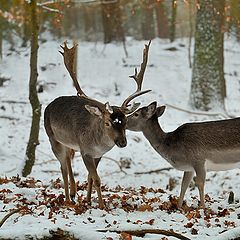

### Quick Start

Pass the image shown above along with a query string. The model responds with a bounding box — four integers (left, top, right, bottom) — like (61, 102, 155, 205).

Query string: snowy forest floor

(1, 36, 240, 240)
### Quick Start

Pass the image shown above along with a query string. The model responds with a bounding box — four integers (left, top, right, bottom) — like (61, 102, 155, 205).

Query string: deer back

(127, 102, 240, 169)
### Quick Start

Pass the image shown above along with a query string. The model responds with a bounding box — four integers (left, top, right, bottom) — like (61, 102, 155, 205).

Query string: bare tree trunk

(101, 0, 125, 44)
(188, 0, 194, 68)
(21, 1, 31, 47)
(155, 0, 169, 39)
(83, 5, 96, 41)
(22, 0, 41, 177)
(0, 30, 2, 59)
(190, 0, 225, 111)
(170, 0, 177, 42)
(141, 0, 155, 40)
(219, 1, 226, 98)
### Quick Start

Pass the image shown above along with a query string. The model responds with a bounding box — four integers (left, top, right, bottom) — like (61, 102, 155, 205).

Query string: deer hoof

(70, 195, 76, 204)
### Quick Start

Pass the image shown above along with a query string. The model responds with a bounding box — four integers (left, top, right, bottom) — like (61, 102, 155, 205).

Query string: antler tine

(121, 40, 151, 113)
(129, 40, 151, 91)
(59, 41, 86, 97)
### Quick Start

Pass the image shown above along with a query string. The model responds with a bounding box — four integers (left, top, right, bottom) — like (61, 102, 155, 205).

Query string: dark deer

(44, 41, 151, 208)
(127, 101, 240, 208)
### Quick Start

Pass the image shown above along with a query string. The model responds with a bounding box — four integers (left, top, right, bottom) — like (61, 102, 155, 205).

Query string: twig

(122, 39, 128, 58)
(0, 208, 21, 228)
(40, 0, 58, 5)
(165, 103, 234, 118)
(38, 4, 62, 13)
(0, 115, 19, 121)
(135, 167, 173, 175)
(97, 229, 190, 240)
(37, 149, 53, 156)
(34, 159, 57, 166)
(2, 100, 28, 104)
(102, 156, 127, 175)
(42, 170, 60, 173)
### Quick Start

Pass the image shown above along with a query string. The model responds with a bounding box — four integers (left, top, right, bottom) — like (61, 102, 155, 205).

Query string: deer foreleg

(86, 158, 101, 205)
(178, 171, 194, 207)
(83, 155, 104, 209)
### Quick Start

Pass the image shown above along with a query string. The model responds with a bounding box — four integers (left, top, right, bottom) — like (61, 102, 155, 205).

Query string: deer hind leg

(195, 165, 206, 208)
(67, 149, 76, 203)
(83, 155, 104, 209)
(50, 139, 72, 203)
(178, 171, 194, 208)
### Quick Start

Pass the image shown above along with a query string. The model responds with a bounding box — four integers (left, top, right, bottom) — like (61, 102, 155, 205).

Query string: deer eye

(105, 121, 111, 127)
(134, 112, 139, 117)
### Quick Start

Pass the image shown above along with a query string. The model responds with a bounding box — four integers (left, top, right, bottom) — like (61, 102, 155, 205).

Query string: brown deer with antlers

(44, 41, 151, 208)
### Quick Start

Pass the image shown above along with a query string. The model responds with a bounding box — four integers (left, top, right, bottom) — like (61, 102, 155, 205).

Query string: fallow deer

(44, 41, 151, 208)
(127, 101, 240, 208)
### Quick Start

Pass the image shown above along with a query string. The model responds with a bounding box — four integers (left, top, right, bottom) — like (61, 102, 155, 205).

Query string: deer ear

(105, 102, 113, 114)
(142, 101, 157, 118)
(85, 105, 102, 117)
(156, 106, 166, 118)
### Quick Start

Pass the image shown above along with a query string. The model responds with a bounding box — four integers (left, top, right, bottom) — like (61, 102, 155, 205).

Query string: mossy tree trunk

(190, 0, 226, 111)
(22, 0, 41, 177)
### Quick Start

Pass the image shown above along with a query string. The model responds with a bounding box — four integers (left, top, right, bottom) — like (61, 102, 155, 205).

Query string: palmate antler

(121, 40, 152, 114)
(59, 40, 151, 114)
(59, 41, 86, 97)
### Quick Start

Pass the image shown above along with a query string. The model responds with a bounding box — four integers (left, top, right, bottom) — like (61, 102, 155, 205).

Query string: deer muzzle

(115, 137, 127, 148)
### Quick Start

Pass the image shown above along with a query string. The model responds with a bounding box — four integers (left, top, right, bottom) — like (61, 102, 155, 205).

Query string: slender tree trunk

(101, 0, 125, 44)
(188, 0, 193, 68)
(155, 0, 169, 39)
(21, 1, 31, 47)
(170, 0, 177, 42)
(219, 2, 226, 98)
(190, 0, 226, 111)
(0, 30, 2, 59)
(83, 5, 96, 41)
(141, 0, 155, 40)
(22, 0, 41, 177)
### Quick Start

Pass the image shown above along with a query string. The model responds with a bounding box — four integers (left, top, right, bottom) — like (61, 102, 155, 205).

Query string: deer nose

(115, 138, 127, 148)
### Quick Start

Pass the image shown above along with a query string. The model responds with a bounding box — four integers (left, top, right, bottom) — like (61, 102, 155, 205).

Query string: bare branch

(165, 103, 233, 118)
(0, 115, 19, 121)
(37, 4, 63, 14)
(102, 156, 127, 175)
(0, 208, 21, 228)
(97, 229, 190, 240)
(135, 167, 173, 175)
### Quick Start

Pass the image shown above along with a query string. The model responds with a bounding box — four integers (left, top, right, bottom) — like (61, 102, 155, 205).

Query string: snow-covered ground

(0, 35, 240, 239)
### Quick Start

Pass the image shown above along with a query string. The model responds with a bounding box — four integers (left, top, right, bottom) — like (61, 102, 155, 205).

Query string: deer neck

(142, 118, 166, 151)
